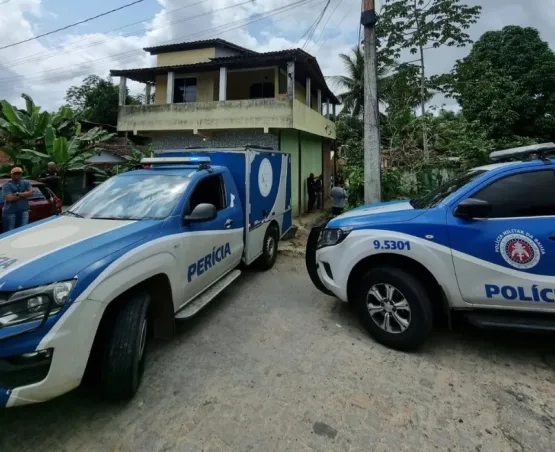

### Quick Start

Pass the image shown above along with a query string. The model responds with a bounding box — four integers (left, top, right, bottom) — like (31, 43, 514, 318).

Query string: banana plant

(0, 94, 53, 177)
(21, 125, 114, 201)
(0, 94, 51, 147)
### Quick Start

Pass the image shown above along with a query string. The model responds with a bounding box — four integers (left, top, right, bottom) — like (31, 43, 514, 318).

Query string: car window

(188, 175, 226, 212)
(411, 169, 487, 209)
(37, 186, 52, 200)
(30, 187, 46, 201)
(473, 170, 555, 218)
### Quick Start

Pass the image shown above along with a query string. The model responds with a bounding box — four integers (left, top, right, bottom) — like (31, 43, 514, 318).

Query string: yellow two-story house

(110, 38, 339, 216)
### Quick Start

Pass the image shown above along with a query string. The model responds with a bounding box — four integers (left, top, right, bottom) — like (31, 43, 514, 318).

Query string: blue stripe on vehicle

(0, 388, 11, 408)
(0, 220, 162, 291)
(0, 215, 60, 241)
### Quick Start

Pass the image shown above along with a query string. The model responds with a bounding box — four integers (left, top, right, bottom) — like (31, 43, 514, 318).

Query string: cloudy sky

(0, 0, 553, 111)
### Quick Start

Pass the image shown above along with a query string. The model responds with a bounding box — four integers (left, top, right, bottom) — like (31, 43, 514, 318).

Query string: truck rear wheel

(256, 224, 279, 270)
(356, 266, 433, 351)
(101, 292, 150, 401)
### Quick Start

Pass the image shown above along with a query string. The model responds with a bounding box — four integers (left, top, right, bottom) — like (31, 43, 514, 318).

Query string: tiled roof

(111, 48, 339, 104)
(100, 137, 147, 157)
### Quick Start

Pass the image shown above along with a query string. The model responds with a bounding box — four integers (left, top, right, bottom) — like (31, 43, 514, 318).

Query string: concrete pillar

(326, 98, 330, 118)
(166, 72, 175, 104)
(219, 67, 227, 101)
(306, 77, 311, 107)
(332, 103, 336, 117)
(287, 61, 295, 99)
(317, 89, 322, 114)
(274, 67, 279, 97)
(118, 77, 127, 106)
(145, 84, 151, 105)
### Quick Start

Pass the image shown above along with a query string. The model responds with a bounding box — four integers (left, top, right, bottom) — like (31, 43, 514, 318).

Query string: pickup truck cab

(0, 147, 291, 407)
(307, 143, 555, 350)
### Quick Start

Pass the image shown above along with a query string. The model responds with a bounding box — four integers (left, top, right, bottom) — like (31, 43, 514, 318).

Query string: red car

(0, 179, 62, 231)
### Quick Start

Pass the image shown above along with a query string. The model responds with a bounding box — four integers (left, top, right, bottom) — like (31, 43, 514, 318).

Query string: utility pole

(361, 0, 381, 204)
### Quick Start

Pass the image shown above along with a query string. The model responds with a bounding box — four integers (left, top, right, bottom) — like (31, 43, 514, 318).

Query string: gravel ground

(1, 255, 554, 452)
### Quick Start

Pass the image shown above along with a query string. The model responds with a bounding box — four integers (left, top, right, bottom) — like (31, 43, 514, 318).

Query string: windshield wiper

(90, 216, 140, 221)
(62, 210, 84, 218)
(409, 198, 423, 209)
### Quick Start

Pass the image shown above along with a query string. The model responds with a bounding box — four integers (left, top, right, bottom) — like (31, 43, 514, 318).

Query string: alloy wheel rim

(366, 283, 411, 334)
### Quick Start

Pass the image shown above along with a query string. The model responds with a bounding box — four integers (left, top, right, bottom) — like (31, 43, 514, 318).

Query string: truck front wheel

(356, 266, 433, 351)
(101, 292, 150, 401)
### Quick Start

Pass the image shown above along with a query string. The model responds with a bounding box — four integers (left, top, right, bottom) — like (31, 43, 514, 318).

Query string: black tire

(256, 224, 279, 270)
(356, 266, 433, 351)
(101, 292, 150, 401)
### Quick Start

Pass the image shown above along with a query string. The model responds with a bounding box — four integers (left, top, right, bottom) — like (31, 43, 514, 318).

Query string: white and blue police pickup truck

(0, 146, 291, 407)
(307, 143, 555, 351)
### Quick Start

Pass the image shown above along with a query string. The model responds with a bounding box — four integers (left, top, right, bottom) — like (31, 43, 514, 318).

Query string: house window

(174, 77, 197, 103)
(250, 82, 275, 99)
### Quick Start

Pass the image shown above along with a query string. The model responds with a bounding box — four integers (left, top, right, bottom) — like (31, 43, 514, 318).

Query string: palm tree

(329, 46, 389, 118)
(329, 46, 365, 117)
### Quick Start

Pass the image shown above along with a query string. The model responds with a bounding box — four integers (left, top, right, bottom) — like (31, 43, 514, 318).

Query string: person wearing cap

(2, 167, 33, 232)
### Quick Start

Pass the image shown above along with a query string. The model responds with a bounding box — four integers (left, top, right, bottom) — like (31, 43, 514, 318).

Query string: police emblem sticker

(495, 229, 545, 270)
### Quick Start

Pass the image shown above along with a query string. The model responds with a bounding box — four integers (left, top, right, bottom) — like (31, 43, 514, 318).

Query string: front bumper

(0, 299, 105, 408)
(305, 220, 334, 297)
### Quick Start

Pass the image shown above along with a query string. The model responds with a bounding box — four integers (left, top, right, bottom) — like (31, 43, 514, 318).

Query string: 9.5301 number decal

(373, 240, 411, 251)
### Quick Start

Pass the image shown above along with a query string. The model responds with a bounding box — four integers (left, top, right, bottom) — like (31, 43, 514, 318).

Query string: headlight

(0, 280, 76, 329)
(317, 227, 353, 249)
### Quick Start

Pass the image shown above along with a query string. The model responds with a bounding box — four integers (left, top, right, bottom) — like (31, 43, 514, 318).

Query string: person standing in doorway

(314, 174, 323, 210)
(330, 180, 347, 217)
(307, 173, 316, 212)
(2, 167, 33, 232)
(39, 162, 60, 196)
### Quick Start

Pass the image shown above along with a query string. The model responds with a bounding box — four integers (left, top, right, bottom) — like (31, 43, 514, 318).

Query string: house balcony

(117, 98, 336, 140)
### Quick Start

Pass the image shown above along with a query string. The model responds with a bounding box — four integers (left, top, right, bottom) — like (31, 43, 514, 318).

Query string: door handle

(224, 219, 233, 229)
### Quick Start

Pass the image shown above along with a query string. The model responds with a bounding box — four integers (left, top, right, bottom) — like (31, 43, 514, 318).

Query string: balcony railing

(117, 98, 336, 139)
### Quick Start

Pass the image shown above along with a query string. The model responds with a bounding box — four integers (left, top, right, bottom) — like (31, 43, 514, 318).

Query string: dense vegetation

(332, 3, 555, 206)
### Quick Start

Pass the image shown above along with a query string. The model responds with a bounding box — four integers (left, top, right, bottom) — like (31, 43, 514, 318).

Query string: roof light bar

(490, 142, 555, 162)
(140, 156, 211, 165)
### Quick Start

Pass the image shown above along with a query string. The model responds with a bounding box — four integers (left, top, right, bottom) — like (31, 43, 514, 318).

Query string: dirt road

(1, 256, 554, 451)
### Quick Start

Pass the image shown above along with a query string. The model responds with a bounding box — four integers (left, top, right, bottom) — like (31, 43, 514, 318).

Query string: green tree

(436, 26, 555, 142)
(22, 125, 114, 201)
(0, 93, 114, 200)
(329, 46, 391, 117)
(65, 75, 143, 126)
(329, 46, 366, 117)
(377, 0, 482, 155)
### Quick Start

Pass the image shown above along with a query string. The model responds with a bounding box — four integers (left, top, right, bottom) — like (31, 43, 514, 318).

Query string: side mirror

(454, 198, 492, 220)
(184, 203, 217, 223)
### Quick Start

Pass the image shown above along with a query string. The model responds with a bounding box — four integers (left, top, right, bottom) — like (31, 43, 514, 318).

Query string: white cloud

(0, 0, 553, 113)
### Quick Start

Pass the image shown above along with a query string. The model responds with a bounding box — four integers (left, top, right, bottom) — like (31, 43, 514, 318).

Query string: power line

(3, 0, 212, 69)
(0, 0, 145, 51)
(0, 0, 319, 87)
(306, 0, 344, 51)
(312, 5, 351, 53)
(294, 0, 330, 49)
(0, 0, 259, 83)
(357, 0, 362, 46)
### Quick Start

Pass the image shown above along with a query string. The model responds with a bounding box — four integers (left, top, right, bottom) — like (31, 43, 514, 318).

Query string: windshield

(67, 174, 191, 220)
(411, 169, 487, 209)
